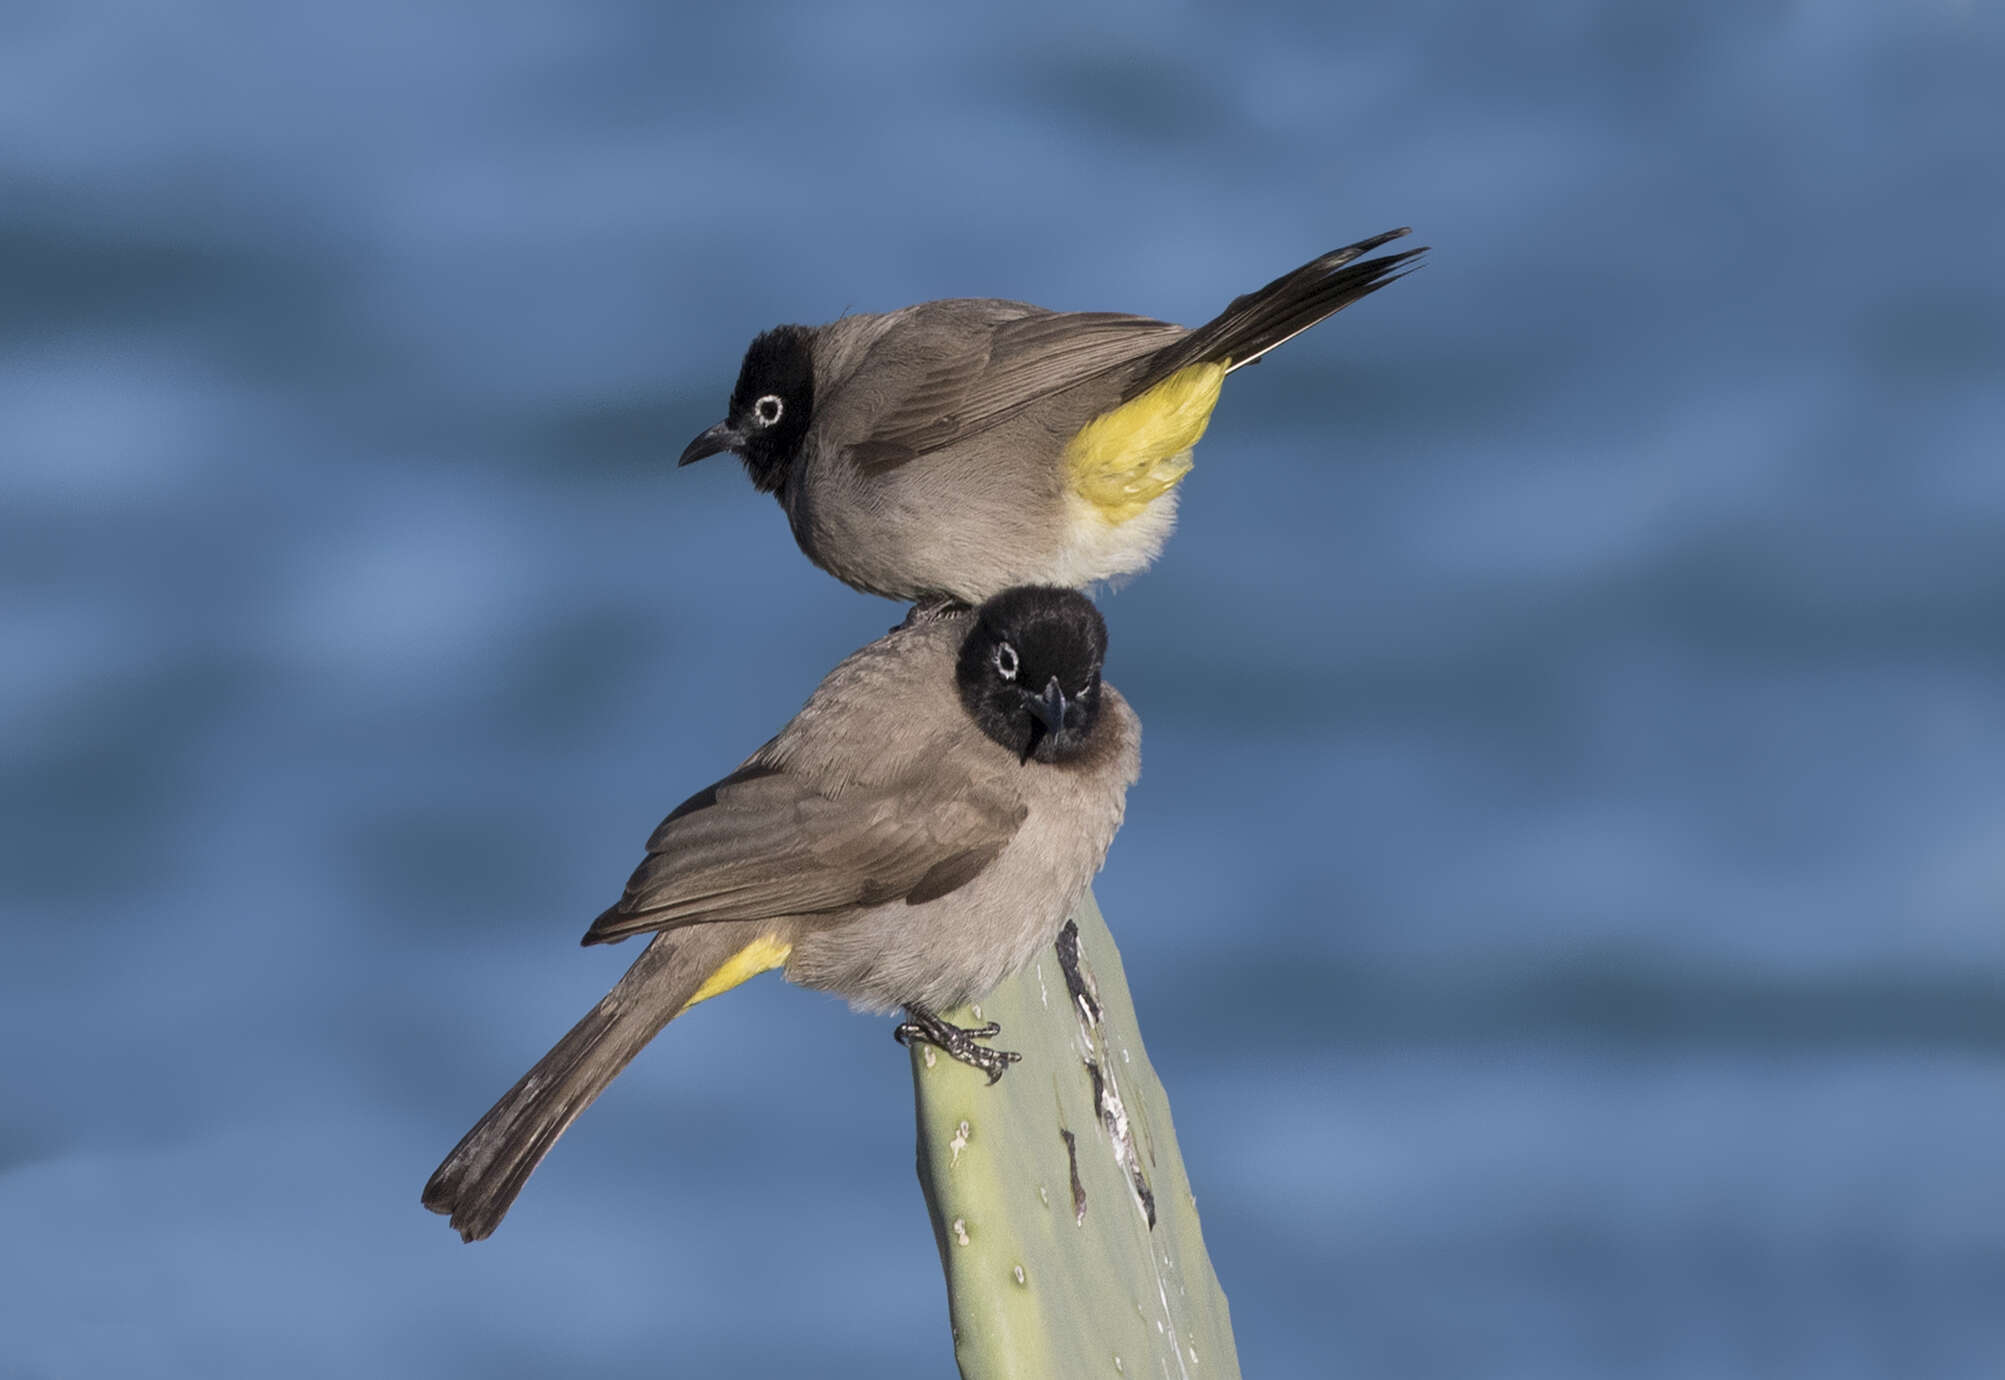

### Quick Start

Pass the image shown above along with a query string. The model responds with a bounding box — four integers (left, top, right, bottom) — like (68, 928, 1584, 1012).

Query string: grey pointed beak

(678, 420, 742, 467)
(1027, 675, 1069, 735)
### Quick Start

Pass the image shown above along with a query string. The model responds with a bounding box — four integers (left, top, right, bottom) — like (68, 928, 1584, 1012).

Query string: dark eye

(752, 394, 784, 426)
(993, 642, 1018, 681)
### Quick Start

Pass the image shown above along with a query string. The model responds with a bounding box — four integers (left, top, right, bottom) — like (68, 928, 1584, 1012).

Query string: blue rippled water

(4, 3, 2001, 1376)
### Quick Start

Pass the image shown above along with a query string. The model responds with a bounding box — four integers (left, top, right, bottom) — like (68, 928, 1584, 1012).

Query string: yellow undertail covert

(681, 935, 793, 1012)
(1062, 361, 1226, 524)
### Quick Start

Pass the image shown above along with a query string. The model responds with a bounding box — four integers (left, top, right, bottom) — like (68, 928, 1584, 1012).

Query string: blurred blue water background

(5, 2, 2003, 1376)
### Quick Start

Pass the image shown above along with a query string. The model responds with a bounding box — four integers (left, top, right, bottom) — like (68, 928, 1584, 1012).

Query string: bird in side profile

(678, 227, 1424, 604)
(422, 586, 1140, 1241)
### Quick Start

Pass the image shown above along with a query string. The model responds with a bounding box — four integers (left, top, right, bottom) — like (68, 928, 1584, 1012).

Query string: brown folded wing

(583, 757, 1026, 944)
(820, 302, 1187, 474)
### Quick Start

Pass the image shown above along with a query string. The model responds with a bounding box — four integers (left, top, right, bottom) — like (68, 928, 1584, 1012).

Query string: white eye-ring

(993, 642, 1018, 681)
(753, 394, 784, 426)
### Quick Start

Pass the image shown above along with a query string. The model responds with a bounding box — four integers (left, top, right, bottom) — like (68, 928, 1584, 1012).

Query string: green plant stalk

(912, 889, 1241, 1379)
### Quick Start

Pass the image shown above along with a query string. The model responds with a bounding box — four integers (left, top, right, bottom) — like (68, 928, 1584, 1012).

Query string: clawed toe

(895, 1006, 1020, 1083)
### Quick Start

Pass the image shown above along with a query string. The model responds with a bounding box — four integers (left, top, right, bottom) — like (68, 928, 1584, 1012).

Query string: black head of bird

(955, 586, 1107, 764)
(677, 323, 815, 494)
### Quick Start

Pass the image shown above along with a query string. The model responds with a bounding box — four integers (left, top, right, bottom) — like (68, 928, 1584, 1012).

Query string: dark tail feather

(421, 924, 759, 1242)
(1123, 227, 1426, 400)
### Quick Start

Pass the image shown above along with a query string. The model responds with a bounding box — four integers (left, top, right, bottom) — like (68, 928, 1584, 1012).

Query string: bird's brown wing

(582, 758, 1025, 945)
(821, 302, 1186, 474)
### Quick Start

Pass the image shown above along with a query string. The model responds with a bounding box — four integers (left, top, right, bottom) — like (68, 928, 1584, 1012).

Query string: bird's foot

(896, 594, 971, 631)
(895, 1005, 1021, 1084)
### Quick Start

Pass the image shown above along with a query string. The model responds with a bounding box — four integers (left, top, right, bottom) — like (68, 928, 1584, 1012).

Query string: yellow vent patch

(681, 935, 793, 1012)
(1063, 362, 1226, 524)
